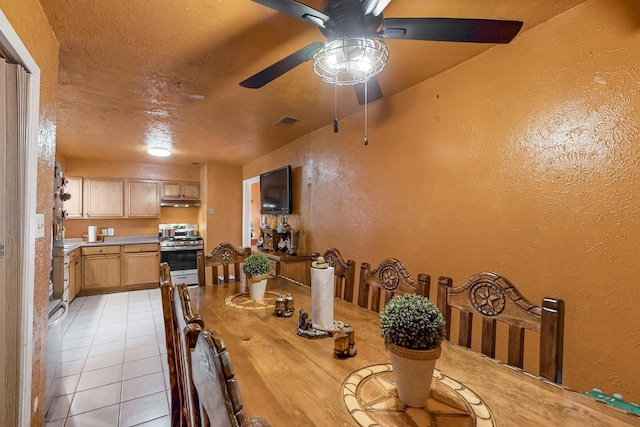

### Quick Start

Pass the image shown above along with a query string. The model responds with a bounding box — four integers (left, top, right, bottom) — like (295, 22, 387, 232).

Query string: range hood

(161, 199, 202, 207)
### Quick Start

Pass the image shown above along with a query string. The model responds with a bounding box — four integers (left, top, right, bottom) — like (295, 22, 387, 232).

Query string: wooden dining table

(187, 277, 640, 427)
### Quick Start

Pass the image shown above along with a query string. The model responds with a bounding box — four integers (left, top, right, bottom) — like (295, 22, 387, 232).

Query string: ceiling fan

(240, 0, 523, 105)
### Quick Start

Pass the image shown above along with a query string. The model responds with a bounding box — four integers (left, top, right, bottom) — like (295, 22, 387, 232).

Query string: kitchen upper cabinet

(64, 177, 83, 218)
(161, 181, 200, 201)
(126, 179, 160, 218)
(85, 178, 124, 218)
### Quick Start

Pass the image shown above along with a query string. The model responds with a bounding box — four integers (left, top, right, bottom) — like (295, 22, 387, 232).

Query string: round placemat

(225, 291, 278, 310)
(343, 364, 495, 427)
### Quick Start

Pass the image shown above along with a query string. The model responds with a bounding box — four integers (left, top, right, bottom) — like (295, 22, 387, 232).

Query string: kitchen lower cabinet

(79, 243, 160, 296)
(68, 248, 80, 302)
(82, 246, 121, 292)
(123, 244, 159, 286)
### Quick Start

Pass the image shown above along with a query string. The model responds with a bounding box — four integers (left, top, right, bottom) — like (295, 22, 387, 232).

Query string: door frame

(242, 175, 259, 248)
(0, 10, 41, 426)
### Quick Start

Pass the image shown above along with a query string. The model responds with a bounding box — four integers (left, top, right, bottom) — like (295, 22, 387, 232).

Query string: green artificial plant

(380, 293, 446, 350)
(242, 253, 271, 277)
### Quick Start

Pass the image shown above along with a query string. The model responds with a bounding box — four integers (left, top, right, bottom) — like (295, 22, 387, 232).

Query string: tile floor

(45, 289, 171, 427)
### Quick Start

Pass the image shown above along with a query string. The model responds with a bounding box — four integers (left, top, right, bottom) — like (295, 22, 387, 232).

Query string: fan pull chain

(333, 83, 339, 133)
(363, 79, 369, 146)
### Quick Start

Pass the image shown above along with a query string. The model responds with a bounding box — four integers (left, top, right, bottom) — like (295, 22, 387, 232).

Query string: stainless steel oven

(159, 224, 204, 286)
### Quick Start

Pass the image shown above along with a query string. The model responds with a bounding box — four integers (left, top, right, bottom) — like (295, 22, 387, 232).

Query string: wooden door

(162, 182, 182, 199)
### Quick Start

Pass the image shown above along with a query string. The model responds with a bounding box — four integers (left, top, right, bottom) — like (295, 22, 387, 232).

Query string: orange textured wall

(244, 0, 640, 402)
(0, 0, 59, 424)
(61, 158, 201, 237)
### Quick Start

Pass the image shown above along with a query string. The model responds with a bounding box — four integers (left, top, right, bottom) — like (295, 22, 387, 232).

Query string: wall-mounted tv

(260, 165, 292, 215)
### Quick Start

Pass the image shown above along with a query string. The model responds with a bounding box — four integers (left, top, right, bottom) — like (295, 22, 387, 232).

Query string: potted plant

(242, 253, 271, 300)
(380, 293, 446, 408)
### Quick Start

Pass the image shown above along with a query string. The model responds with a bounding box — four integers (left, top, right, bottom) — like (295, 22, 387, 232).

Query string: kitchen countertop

(57, 235, 160, 254)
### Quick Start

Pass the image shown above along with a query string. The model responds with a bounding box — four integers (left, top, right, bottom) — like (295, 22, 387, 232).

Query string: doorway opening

(242, 176, 260, 248)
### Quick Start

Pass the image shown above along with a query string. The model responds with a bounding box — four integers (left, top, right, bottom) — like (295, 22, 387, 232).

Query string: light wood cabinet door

(86, 178, 124, 218)
(69, 249, 80, 302)
(82, 255, 121, 290)
(126, 180, 160, 217)
(82, 246, 121, 290)
(161, 181, 200, 200)
(123, 251, 159, 286)
(64, 177, 83, 218)
(161, 182, 182, 199)
(182, 182, 200, 199)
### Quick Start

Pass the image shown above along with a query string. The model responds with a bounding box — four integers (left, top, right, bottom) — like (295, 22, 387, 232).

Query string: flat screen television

(260, 165, 292, 215)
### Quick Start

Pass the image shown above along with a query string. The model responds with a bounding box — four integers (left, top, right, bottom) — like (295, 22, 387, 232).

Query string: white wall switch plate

(107, 228, 114, 236)
(102, 228, 108, 235)
(209, 208, 215, 215)
(35, 214, 45, 238)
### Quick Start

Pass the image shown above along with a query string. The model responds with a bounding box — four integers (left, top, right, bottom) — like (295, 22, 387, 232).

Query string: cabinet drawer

(82, 246, 120, 256)
(123, 244, 159, 253)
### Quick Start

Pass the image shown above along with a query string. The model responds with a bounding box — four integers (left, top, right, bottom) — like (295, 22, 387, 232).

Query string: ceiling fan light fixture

(313, 37, 388, 86)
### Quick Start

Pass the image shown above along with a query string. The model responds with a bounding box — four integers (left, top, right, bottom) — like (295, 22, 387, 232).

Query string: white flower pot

(247, 276, 268, 301)
(387, 342, 442, 408)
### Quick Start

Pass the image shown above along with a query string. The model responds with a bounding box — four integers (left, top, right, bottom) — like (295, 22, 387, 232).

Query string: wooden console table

(252, 248, 312, 286)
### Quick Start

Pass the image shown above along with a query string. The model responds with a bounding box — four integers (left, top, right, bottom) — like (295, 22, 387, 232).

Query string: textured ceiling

(39, 0, 585, 166)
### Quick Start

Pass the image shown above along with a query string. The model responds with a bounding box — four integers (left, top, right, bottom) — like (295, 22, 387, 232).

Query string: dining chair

(205, 242, 252, 286)
(321, 247, 356, 303)
(160, 261, 172, 286)
(357, 258, 430, 312)
(191, 329, 271, 427)
(160, 265, 205, 427)
(437, 272, 565, 383)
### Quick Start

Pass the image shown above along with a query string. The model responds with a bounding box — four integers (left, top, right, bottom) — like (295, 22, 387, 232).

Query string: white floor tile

(88, 340, 126, 358)
(84, 350, 125, 372)
(64, 403, 120, 427)
(53, 289, 171, 426)
(69, 382, 121, 416)
(122, 371, 166, 402)
(123, 355, 163, 380)
(77, 364, 123, 391)
(120, 391, 169, 427)
(135, 414, 171, 426)
(45, 393, 72, 421)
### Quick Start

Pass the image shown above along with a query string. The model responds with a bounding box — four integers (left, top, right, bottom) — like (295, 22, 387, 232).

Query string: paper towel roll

(88, 226, 97, 243)
(311, 266, 334, 329)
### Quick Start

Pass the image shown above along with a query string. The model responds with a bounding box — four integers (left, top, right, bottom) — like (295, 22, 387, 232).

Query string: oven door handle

(159, 246, 204, 252)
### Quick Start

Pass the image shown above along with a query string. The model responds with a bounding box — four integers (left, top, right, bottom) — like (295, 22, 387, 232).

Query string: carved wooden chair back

(160, 261, 172, 286)
(161, 266, 205, 426)
(205, 243, 252, 285)
(321, 248, 356, 303)
(357, 258, 430, 312)
(437, 272, 565, 383)
(191, 329, 271, 427)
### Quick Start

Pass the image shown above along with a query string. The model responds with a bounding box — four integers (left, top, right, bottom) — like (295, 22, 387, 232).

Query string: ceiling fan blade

(240, 42, 325, 88)
(251, 0, 330, 27)
(381, 17, 523, 43)
(354, 77, 383, 105)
